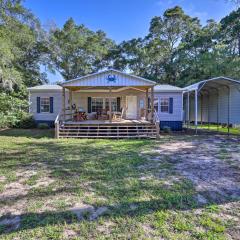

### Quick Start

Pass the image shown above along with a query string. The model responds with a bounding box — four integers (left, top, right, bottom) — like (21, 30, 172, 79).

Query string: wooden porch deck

(56, 118, 158, 139)
(64, 119, 151, 125)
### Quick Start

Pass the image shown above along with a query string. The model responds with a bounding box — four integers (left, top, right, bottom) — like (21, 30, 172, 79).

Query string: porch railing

(54, 113, 61, 139)
(55, 110, 74, 138)
(153, 109, 160, 139)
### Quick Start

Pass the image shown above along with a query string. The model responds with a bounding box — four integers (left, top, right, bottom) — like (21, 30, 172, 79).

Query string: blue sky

(24, 0, 236, 82)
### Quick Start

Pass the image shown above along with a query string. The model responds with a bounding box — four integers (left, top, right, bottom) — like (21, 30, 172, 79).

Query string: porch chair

(113, 108, 125, 121)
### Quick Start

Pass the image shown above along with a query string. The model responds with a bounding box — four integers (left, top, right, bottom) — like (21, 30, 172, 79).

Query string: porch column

(62, 87, 66, 121)
(151, 86, 154, 122)
(69, 89, 73, 120)
(194, 89, 198, 133)
(109, 88, 112, 123)
(145, 88, 148, 120)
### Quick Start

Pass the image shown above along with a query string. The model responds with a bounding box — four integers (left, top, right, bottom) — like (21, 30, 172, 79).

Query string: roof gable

(62, 69, 156, 87)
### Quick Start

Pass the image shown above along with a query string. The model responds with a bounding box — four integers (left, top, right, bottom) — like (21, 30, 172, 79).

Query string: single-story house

(183, 76, 240, 132)
(28, 69, 184, 138)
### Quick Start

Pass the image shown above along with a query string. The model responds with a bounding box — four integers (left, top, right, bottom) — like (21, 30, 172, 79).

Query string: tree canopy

(48, 18, 115, 80)
(0, 1, 239, 90)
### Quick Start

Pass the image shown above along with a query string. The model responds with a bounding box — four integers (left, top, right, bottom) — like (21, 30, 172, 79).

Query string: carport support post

(187, 92, 190, 129)
(207, 94, 210, 130)
(62, 87, 66, 121)
(200, 94, 203, 126)
(194, 89, 198, 134)
(217, 89, 219, 132)
(227, 86, 230, 136)
(151, 86, 154, 123)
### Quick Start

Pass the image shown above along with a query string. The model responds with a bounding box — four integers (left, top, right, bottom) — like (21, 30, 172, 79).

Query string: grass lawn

(0, 129, 239, 239)
(188, 124, 240, 135)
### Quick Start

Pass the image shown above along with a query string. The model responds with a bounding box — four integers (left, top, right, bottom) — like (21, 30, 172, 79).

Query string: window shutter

(148, 97, 150, 112)
(169, 97, 173, 114)
(117, 97, 121, 112)
(37, 97, 40, 113)
(88, 97, 92, 113)
(50, 97, 54, 113)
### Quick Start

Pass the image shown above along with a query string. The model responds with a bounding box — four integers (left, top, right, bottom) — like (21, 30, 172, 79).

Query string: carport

(183, 77, 240, 134)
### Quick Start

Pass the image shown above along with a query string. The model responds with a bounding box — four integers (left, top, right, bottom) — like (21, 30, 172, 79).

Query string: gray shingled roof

(28, 85, 62, 91)
(154, 84, 183, 92)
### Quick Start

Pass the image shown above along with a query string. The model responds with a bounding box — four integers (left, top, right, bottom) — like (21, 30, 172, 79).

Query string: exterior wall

(29, 90, 68, 124)
(187, 86, 240, 125)
(229, 86, 240, 124)
(29, 88, 184, 128)
(154, 92, 183, 121)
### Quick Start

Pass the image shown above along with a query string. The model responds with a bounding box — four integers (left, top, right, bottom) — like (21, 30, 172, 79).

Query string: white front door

(126, 96, 137, 119)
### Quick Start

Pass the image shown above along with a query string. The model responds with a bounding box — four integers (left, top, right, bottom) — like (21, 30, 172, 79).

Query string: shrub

(37, 123, 50, 129)
(16, 115, 36, 129)
(0, 92, 29, 128)
(162, 126, 172, 133)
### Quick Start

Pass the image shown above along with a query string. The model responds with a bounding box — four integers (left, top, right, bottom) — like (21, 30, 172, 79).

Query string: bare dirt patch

(70, 202, 109, 221)
(142, 135, 240, 204)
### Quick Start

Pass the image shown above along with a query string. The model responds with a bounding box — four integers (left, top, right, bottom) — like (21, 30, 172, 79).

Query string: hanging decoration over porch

(107, 74, 116, 83)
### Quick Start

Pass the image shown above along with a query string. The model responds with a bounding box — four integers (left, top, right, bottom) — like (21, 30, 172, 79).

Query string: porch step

(58, 123, 158, 139)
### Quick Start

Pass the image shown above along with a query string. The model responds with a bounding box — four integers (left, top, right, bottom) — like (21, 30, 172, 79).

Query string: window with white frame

(160, 98, 169, 113)
(40, 97, 50, 113)
(91, 98, 103, 112)
(105, 98, 117, 111)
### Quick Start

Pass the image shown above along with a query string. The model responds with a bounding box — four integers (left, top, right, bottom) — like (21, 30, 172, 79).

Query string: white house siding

(188, 86, 240, 124)
(29, 88, 184, 124)
(154, 92, 183, 121)
(63, 71, 155, 87)
(29, 90, 67, 121)
(229, 86, 240, 124)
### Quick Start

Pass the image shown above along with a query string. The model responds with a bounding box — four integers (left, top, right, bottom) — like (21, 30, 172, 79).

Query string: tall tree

(49, 18, 115, 80)
(220, 8, 240, 56)
(0, 0, 48, 92)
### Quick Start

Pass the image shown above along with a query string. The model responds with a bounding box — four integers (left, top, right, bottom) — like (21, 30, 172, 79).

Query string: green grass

(0, 129, 237, 239)
(189, 124, 240, 135)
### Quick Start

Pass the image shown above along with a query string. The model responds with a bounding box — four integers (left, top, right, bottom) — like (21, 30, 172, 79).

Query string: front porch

(55, 69, 159, 138)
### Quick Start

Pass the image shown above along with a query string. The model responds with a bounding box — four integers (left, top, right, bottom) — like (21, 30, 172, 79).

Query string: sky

(23, 0, 237, 82)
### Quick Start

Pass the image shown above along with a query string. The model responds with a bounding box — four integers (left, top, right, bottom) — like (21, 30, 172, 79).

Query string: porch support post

(194, 89, 198, 134)
(145, 88, 148, 121)
(151, 86, 154, 123)
(62, 87, 66, 121)
(109, 88, 112, 123)
(69, 89, 73, 120)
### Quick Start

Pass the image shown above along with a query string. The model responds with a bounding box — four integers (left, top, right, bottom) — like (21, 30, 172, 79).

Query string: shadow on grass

(0, 128, 54, 139)
(0, 132, 239, 236)
(0, 189, 238, 236)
